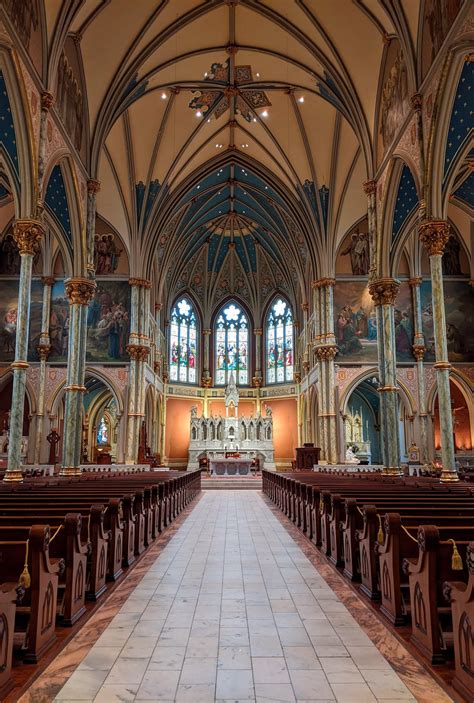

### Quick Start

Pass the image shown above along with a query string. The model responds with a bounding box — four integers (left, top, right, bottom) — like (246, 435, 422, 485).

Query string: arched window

(169, 297, 198, 384)
(215, 301, 250, 386)
(266, 297, 294, 384)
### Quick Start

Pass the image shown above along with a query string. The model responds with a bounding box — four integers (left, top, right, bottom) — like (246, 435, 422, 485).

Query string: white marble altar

(187, 373, 275, 470)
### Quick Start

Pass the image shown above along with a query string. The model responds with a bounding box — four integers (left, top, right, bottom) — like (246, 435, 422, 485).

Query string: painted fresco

(421, 279, 474, 362)
(378, 40, 409, 158)
(0, 279, 43, 362)
(421, 0, 463, 79)
(49, 280, 131, 362)
(334, 280, 413, 363)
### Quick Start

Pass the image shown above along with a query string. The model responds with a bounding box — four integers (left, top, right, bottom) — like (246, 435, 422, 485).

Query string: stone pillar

(253, 328, 263, 386)
(409, 276, 429, 465)
(369, 278, 402, 477)
(4, 221, 44, 482)
(59, 278, 96, 476)
(363, 180, 377, 280)
(419, 220, 458, 482)
(313, 279, 337, 463)
(125, 278, 151, 463)
(86, 180, 100, 275)
(202, 328, 212, 388)
(38, 92, 54, 195)
(34, 275, 54, 463)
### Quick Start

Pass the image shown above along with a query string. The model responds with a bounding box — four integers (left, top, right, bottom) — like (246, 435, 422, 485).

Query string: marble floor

(50, 491, 450, 703)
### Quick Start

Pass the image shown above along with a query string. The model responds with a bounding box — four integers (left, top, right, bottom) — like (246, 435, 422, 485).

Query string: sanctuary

(187, 373, 275, 472)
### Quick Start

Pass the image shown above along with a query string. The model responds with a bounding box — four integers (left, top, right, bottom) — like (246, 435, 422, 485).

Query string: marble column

(409, 276, 429, 465)
(419, 220, 458, 482)
(38, 92, 54, 195)
(4, 221, 44, 482)
(253, 328, 263, 387)
(369, 278, 402, 477)
(363, 179, 377, 280)
(202, 328, 212, 388)
(60, 278, 96, 476)
(34, 275, 54, 463)
(86, 180, 100, 276)
(313, 279, 337, 463)
(125, 278, 151, 463)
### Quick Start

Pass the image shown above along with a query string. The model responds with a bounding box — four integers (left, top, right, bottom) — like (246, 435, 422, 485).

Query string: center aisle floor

(53, 491, 444, 703)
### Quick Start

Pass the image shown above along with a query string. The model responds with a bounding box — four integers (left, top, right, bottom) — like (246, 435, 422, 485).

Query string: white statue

(345, 446, 360, 464)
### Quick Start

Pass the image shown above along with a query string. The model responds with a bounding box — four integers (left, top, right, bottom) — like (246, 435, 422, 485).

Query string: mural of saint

(379, 46, 408, 149)
(424, 0, 462, 67)
(421, 280, 474, 362)
(3, 0, 39, 49)
(340, 229, 370, 275)
(0, 280, 42, 361)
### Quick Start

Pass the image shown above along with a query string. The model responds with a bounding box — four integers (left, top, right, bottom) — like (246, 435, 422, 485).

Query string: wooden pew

(0, 581, 23, 699)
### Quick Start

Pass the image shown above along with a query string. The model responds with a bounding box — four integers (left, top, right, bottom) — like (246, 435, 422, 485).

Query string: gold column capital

(201, 376, 212, 388)
(412, 344, 425, 361)
(126, 344, 150, 361)
(418, 220, 450, 256)
(315, 344, 338, 361)
(13, 219, 44, 255)
(203, 328, 212, 335)
(408, 276, 423, 287)
(252, 376, 263, 388)
(87, 179, 101, 194)
(41, 276, 55, 286)
(129, 277, 152, 289)
(37, 344, 51, 361)
(65, 277, 97, 305)
(311, 278, 336, 289)
(368, 277, 400, 306)
(254, 328, 263, 336)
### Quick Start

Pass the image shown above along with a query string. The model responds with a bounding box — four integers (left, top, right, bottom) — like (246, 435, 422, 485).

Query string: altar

(187, 373, 275, 471)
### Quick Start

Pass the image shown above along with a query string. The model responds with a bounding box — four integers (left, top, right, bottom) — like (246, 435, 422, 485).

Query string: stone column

(313, 279, 337, 463)
(125, 278, 151, 463)
(409, 276, 429, 465)
(86, 180, 100, 275)
(60, 278, 96, 476)
(253, 328, 263, 386)
(363, 180, 377, 280)
(202, 328, 212, 388)
(369, 278, 402, 476)
(419, 220, 458, 482)
(4, 221, 44, 482)
(34, 275, 54, 463)
(38, 92, 54, 195)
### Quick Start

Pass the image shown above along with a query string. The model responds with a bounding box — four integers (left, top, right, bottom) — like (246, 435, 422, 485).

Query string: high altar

(187, 373, 276, 473)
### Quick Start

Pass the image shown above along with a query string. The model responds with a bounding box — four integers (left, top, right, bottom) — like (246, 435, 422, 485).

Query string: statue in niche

(94, 234, 123, 274)
(442, 235, 461, 275)
(340, 229, 370, 275)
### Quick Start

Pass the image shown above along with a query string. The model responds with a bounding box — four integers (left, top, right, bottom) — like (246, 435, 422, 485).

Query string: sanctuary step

(202, 475, 262, 490)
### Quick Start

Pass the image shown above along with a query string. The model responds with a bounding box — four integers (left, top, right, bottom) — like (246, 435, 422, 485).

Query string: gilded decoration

(418, 220, 450, 257)
(13, 220, 44, 255)
(126, 344, 150, 361)
(65, 278, 97, 306)
(315, 345, 338, 361)
(363, 180, 377, 196)
(36, 344, 51, 361)
(412, 344, 426, 362)
(368, 278, 400, 307)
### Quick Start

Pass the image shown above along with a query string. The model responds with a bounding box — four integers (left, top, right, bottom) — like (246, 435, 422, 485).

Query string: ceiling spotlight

(196, 110, 202, 117)
(253, 117, 257, 123)
(197, 185, 200, 189)
(256, 72, 260, 77)
(261, 110, 268, 118)
(204, 72, 208, 77)
(207, 118, 211, 123)
(161, 92, 167, 99)
(298, 96, 305, 103)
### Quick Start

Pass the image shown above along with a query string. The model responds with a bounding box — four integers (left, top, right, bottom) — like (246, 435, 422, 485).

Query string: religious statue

(265, 405, 272, 418)
(47, 429, 60, 465)
(190, 406, 198, 419)
(340, 229, 370, 275)
(345, 446, 360, 464)
(94, 233, 123, 274)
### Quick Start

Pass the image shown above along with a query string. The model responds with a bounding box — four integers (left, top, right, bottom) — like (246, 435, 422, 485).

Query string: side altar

(187, 373, 276, 472)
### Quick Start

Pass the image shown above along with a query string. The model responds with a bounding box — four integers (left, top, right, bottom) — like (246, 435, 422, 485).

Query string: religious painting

(339, 229, 370, 275)
(266, 298, 294, 384)
(215, 302, 249, 386)
(420, 279, 474, 362)
(3, 0, 40, 48)
(169, 298, 198, 384)
(378, 40, 409, 156)
(49, 280, 131, 362)
(93, 233, 124, 274)
(421, 0, 463, 79)
(442, 234, 462, 275)
(0, 279, 43, 362)
(56, 46, 84, 153)
(334, 281, 413, 363)
(0, 231, 42, 275)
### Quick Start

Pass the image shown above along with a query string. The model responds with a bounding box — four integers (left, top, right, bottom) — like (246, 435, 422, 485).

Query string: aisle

(52, 491, 447, 703)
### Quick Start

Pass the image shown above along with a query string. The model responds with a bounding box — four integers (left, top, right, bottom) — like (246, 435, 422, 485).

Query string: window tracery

(215, 302, 249, 385)
(169, 297, 198, 384)
(266, 297, 293, 384)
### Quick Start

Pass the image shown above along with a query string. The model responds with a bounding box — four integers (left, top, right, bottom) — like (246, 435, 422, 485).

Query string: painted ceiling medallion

(188, 61, 271, 122)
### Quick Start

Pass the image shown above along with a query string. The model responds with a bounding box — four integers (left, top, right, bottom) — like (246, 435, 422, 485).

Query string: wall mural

(334, 280, 413, 363)
(421, 0, 463, 79)
(93, 234, 124, 274)
(0, 279, 43, 362)
(421, 279, 474, 362)
(378, 40, 409, 155)
(339, 228, 370, 275)
(49, 280, 131, 362)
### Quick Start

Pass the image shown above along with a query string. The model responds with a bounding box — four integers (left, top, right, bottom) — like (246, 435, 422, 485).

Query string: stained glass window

(215, 302, 249, 385)
(97, 416, 109, 445)
(169, 298, 198, 384)
(266, 297, 294, 384)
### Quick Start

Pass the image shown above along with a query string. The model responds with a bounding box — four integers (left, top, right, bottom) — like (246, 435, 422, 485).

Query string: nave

(23, 491, 450, 703)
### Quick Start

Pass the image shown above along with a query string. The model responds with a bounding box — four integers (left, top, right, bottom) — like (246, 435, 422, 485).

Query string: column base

(439, 467, 460, 483)
(2, 469, 24, 483)
(382, 467, 403, 477)
(59, 466, 82, 477)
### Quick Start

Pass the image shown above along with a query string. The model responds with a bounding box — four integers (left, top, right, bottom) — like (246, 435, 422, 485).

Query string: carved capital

(254, 328, 263, 336)
(252, 376, 263, 388)
(129, 277, 152, 289)
(408, 276, 423, 288)
(154, 302, 162, 312)
(37, 344, 51, 361)
(41, 91, 54, 110)
(363, 179, 377, 196)
(410, 92, 422, 111)
(368, 277, 400, 306)
(418, 219, 450, 256)
(315, 345, 338, 361)
(126, 344, 150, 361)
(41, 276, 55, 286)
(65, 277, 97, 306)
(87, 179, 100, 195)
(201, 376, 212, 388)
(412, 344, 425, 361)
(311, 278, 335, 289)
(13, 219, 44, 255)
(203, 328, 212, 336)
